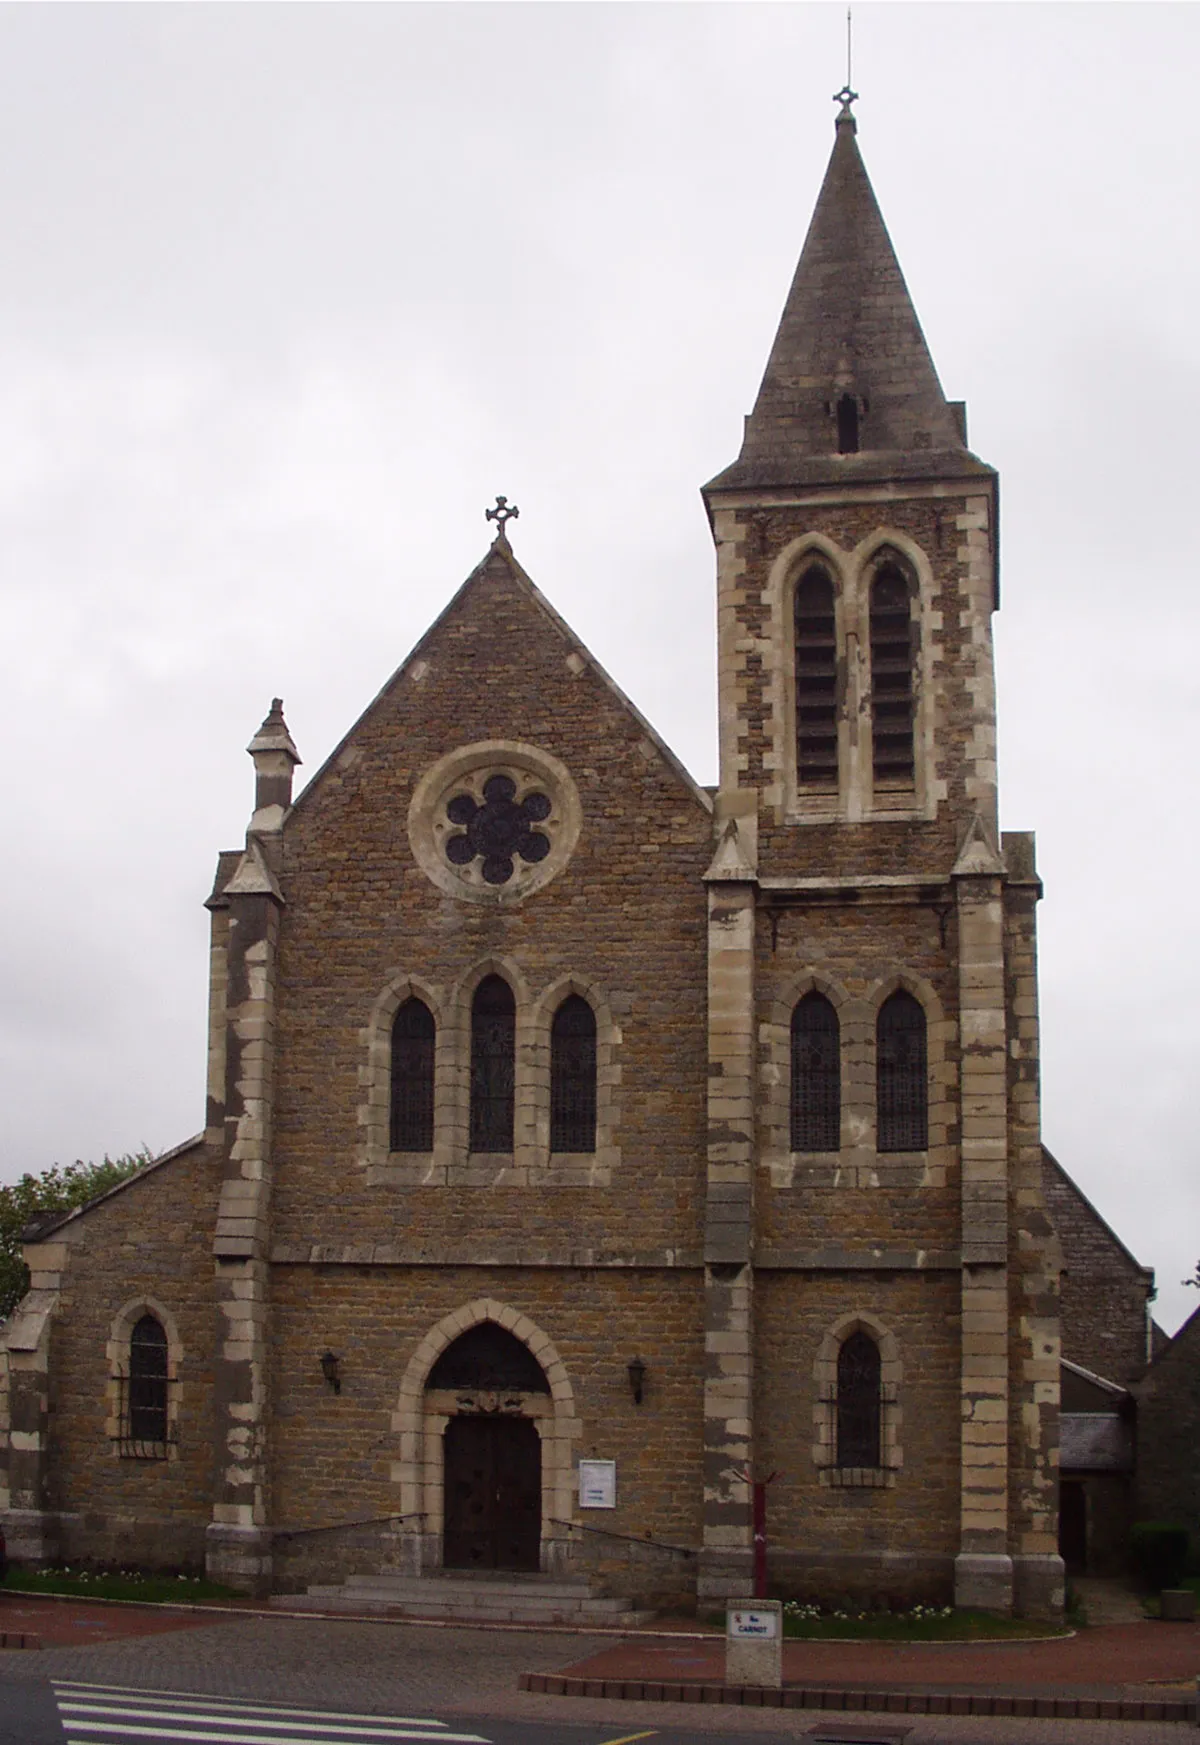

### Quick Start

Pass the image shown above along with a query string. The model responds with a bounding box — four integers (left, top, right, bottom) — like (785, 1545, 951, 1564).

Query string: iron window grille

(794, 566, 839, 788)
(112, 1313, 176, 1460)
(550, 995, 597, 1153)
(790, 991, 840, 1151)
(469, 975, 516, 1152)
(390, 996, 435, 1152)
(876, 989, 928, 1151)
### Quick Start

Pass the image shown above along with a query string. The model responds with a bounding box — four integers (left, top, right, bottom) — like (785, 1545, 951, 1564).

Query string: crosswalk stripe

(52, 1686, 491, 1745)
(63, 1729, 486, 1745)
(53, 1685, 464, 1727)
(59, 1704, 484, 1740)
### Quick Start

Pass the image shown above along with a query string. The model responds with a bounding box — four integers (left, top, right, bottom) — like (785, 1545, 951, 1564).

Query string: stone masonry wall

(34, 1142, 222, 1570)
(268, 551, 713, 1263)
(714, 488, 999, 876)
(757, 1269, 961, 1602)
(755, 901, 960, 1255)
(1134, 1308, 1200, 1536)
(1043, 1152, 1152, 1387)
(268, 1262, 705, 1597)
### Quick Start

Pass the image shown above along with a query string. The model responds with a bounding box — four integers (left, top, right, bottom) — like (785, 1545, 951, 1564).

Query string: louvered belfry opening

(794, 564, 839, 788)
(128, 1314, 169, 1446)
(390, 996, 435, 1152)
(876, 989, 928, 1151)
(550, 994, 596, 1153)
(836, 393, 860, 454)
(470, 975, 516, 1152)
(837, 1329, 882, 1468)
(869, 560, 916, 785)
(790, 991, 840, 1151)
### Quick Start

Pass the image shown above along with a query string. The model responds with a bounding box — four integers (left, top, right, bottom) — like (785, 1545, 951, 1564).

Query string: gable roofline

(20, 1133, 206, 1244)
(1043, 1144, 1155, 1284)
(285, 535, 714, 824)
(1061, 1356, 1131, 1400)
(1141, 1300, 1200, 1371)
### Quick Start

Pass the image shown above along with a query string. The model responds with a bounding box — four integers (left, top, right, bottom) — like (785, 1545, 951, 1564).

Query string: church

(1, 97, 1067, 1620)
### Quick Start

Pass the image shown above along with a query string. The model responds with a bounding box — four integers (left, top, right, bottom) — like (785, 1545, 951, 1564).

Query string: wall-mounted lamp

(627, 1355, 646, 1406)
(320, 1351, 342, 1395)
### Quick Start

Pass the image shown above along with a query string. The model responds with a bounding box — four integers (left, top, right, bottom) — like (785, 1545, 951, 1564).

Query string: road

(0, 1611, 1191, 1745)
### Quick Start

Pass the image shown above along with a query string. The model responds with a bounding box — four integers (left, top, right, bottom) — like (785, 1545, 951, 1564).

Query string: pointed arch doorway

(427, 1321, 550, 1573)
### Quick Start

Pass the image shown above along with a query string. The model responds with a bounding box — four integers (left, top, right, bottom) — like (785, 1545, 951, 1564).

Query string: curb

(0, 1630, 42, 1650)
(518, 1672, 1199, 1724)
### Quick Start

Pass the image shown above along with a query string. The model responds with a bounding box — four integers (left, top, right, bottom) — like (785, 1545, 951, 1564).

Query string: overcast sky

(1, 3, 1196, 1334)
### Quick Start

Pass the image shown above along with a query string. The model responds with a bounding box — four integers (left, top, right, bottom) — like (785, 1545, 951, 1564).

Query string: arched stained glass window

(876, 989, 928, 1151)
(790, 992, 840, 1151)
(794, 565, 839, 788)
(390, 997, 435, 1152)
(129, 1313, 169, 1447)
(427, 1322, 550, 1394)
(550, 995, 596, 1154)
(837, 1329, 882, 1468)
(869, 562, 916, 785)
(470, 976, 515, 1152)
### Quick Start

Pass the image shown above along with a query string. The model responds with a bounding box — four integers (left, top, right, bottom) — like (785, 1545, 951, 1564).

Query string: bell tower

(696, 97, 1062, 1616)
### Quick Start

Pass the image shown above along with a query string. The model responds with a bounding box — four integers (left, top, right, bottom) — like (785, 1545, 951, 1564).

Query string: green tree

(0, 1153, 149, 1320)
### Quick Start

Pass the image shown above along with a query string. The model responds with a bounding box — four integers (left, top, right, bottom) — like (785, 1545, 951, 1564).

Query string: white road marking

(59, 1704, 482, 1739)
(53, 1685, 462, 1726)
(52, 1685, 491, 1745)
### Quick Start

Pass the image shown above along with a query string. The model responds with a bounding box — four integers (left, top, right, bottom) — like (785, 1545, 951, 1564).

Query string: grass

(780, 1604, 1070, 1642)
(2, 1567, 238, 1605)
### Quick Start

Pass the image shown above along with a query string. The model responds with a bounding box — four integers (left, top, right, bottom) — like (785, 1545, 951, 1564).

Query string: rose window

(444, 774, 552, 886)
(409, 742, 581, 904)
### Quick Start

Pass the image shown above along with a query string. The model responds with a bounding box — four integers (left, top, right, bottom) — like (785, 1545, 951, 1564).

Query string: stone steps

(274, 1570, 655, 1627)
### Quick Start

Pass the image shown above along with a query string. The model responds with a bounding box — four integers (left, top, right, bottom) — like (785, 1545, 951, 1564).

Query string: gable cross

(485, 495, 519, 538)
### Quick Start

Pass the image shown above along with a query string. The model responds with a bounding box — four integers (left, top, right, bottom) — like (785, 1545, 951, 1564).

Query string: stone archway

(391, 1299, 581, 1575)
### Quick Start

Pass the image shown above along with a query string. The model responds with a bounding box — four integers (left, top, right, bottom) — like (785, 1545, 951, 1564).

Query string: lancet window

(794, 564, 839, 788)
(390, 997, 435, 1152)
(550, 994, 596, 1154)
(790, 992, 840, 1151)
(128, 1313, 169, 1449)
(470, 976, 516, 1152)
(869, 560, 917, 785)
(876, 990, 928, 1151)
(836, 1329, 882, 1468)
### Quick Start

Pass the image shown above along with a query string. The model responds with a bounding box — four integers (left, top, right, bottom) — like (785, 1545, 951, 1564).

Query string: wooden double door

(443, 1415, 542, 1571)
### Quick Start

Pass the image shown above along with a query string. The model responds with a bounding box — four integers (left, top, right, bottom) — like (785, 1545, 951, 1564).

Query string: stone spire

(707, 107, 986, 492)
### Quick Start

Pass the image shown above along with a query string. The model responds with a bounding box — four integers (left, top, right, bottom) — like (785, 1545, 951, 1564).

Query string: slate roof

(707, 109, 992, 494)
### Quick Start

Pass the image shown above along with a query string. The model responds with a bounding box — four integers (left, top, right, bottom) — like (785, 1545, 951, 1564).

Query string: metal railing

(549, 1518, 695, 1560)
(273, 1512, 424, 1543)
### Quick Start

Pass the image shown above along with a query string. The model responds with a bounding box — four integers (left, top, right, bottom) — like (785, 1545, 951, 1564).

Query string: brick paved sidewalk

(519, 1619, 1200, 1724)
(0, 1592, 218, 1650)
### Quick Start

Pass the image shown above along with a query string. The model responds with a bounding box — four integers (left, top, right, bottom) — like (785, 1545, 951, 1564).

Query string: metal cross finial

(485, 495, 519, 539)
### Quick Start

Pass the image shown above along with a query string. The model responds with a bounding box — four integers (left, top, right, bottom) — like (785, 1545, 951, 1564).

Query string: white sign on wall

(578, 1458, 617, 1509)
(727, 1608, 779, 1640)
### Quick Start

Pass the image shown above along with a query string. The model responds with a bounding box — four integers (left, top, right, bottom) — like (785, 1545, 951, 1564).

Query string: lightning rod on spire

(833, 7, 858, 123)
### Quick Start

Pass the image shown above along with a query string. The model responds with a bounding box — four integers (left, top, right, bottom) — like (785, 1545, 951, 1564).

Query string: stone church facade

(1, 104, 1065, 1617)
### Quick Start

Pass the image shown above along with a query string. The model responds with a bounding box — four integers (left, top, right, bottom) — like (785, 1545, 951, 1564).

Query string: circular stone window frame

(408, 740, 583, 905)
